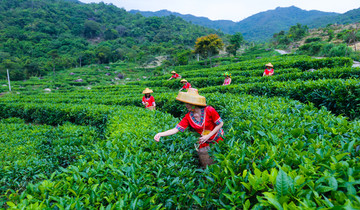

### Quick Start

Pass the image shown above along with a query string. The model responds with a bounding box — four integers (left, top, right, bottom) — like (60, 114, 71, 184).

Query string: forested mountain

(130, 9, 236, 35)
(307, 8, 360, 28)
(131, 6, 339, 41)
(0, 0, 222, 80)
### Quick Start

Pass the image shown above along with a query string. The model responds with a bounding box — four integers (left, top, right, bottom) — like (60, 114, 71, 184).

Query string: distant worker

(223, 72, 232, 85)
(263, 63, 274, 76)
(142, 88, 156, 110)
(168, 71, 182, 80)
(179, 79, 191, 91)
(154, 88, 224, 168)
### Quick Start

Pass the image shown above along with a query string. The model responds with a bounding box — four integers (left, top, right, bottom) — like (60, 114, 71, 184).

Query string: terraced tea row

(2, 93, 359, 208)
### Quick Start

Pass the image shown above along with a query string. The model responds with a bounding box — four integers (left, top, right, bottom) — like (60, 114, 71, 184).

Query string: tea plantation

(0, 55, 359, 209)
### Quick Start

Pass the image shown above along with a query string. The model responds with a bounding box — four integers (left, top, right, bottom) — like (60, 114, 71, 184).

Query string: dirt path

(353, 61, 360, 67)
(275, 49, 290, 55)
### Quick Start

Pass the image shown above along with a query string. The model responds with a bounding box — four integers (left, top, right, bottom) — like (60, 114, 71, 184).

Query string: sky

(78, 0, 360, 22)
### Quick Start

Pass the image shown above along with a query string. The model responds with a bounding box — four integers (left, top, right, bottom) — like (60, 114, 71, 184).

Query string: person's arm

(142, 97, 146, 105)
(152, 102, 156, 107)
(168, 77, 172, 81)
(228, 78, 232, 85)
(154, 128, 179, 142)
(199, 121, 223, 143)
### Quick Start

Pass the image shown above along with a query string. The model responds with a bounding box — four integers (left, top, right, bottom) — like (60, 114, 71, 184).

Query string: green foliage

(272, 23, 308, 46)
(0, 0, 223, 80)
(305, 37, 322, 43)
(194, 34, 224, 66)
(201, 77, 360, 120)
(226, 32, 244, 56)
(0, 121, 97, 195)
(1, 51, 360, 209)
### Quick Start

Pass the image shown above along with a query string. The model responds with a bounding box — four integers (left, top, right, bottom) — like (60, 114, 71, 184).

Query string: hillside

(0, 0, 223, 80)
(308, 8, 360, 28)
(271, 22, 360, 61)
(1, 53, 359, 208)
(130, 6, 338, 41)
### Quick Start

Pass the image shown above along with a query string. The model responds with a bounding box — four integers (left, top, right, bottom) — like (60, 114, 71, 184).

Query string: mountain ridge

(130, 6, 346, 41)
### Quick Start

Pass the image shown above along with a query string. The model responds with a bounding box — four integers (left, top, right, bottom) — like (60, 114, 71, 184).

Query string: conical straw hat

(142, 88, 153, 94)
(171, 71, 176, 74)
(180, 79, 187, 83)
(176, 88, 206, 106)
(265, 63, 273, 67)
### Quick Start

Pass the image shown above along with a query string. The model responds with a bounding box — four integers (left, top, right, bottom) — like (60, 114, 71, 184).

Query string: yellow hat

(171, 71, 176, 74)
(265, 63, 273, 67)
(142, 88, 153, 94)
(180, 79, 187, 83)
(176, 88, 206, 106)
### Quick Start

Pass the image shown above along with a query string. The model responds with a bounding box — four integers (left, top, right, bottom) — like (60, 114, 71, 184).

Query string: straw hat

(180, 79, 187, 83)
(176, 88, 206, 106)
(265, 63, 273, 67)
(171, 71, 176, 74)
(142, 88, 153, 94)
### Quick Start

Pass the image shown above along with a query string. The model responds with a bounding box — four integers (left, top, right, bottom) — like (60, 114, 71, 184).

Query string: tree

(227, 32, 244, 56)
(84, 20, 101, 39)
(47, 49, 58, 76)
(194, 34, 224, 67)
(288, 23, 308, 41)
(104, 29, 119, 40)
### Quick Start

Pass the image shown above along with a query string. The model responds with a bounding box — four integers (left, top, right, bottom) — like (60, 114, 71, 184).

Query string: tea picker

(263, 63, 274, 76)
(168, 71, 182, 80)
(142, 88, 156, 111)
(154, 88, 224, 168)
(223, 72, 232, 86)
(179, 79, 192, 92)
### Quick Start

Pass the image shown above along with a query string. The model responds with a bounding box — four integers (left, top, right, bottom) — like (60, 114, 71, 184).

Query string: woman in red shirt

(263, 63, 274, 76)
(142, 88, 156, 110)
(154, 88, 224, 168)
(168, 71, 181, 80)
(179, 79, 191, 91)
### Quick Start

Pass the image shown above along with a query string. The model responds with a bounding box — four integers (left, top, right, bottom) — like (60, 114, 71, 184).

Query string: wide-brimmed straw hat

(142, 88, 153, 94)
(265, 63, 273, 67)
(176, 88, 206, 106)
(180, 79, 187, 83)
(171, 71, 176, 74)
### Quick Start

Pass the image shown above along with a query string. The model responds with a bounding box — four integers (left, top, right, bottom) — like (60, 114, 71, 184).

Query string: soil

(143, 56, 167, 68)
(275, 49, 290, 55)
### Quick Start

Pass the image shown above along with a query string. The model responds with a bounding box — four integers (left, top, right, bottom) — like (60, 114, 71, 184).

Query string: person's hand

(154, 133, 162, 142)
(198, 135, 211, 144)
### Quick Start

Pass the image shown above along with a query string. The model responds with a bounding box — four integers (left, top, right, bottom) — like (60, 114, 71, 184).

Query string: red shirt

(264, 68, 274, 75)
(171, 73, 180, 79)
(176, 106, 224, 142)
(182, 82, 191, 90)
(142, 96, 155, 108)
